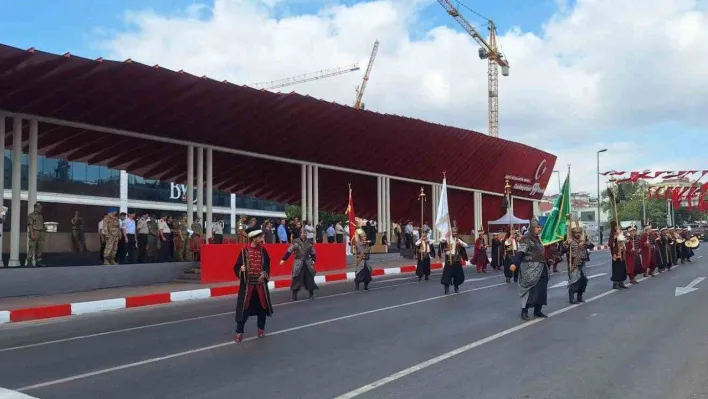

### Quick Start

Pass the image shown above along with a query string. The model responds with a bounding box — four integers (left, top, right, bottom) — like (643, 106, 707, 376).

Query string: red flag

(345, 185, 356, 242)
(664, 187, 673, 200)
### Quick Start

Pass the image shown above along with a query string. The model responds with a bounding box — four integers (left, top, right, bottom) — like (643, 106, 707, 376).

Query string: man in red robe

(473, 228, 489, 273)
(233, 226, 274, 342)
(640, 226, 654, 277)
(625, 226, 640, 284)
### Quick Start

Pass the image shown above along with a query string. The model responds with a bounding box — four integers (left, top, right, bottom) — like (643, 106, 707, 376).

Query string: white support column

(307, 165, 313, 223)
(206, 148, 213, 241)
(300, 164, 306, 221)
(187, 145, 194, 225)
(0, 114, 5, 261)
(196, 147, 204, 224)
(230, 194, 237, 234)
(313, 166, 319, 228)
(384, 177, 391, 242)
(377, 176, 382, 224)
(8, 116, 22, 267)
(474, 191, 483, 233)
(27, 120, 38, 211)
(119, 170, 128, 214)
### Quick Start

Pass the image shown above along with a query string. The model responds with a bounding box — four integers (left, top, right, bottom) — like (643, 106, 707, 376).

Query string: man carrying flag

(435, 174, 468, 294)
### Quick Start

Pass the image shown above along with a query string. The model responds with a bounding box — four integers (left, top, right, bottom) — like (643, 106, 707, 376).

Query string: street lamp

(597, 149, 608, 243)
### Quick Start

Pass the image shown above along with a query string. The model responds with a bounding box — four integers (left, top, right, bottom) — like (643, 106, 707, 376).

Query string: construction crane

(353, 40, 380, 110)
(437, 0, 510, 138)
(250, 64, 360, 90)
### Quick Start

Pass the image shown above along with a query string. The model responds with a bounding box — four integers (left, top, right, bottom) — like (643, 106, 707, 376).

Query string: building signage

(505, 159, 548, 197)
(169, 182, 197, 203)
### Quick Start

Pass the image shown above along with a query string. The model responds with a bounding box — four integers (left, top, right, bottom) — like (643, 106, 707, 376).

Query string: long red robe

(473, 236, 489, 272)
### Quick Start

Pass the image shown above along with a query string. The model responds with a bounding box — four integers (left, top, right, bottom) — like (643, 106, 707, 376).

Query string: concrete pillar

(300, 164, 306, 221)
(196, 147, 204, 225)
(0, 114, 5, 262)
(313, 166, 319, 228)
(230, 194, 236, 234)
(307, 165, 313, 223)
(187, 145, 194, 225)
(385, 177, 391, 242)
(8, 116, 22, 267)
(119, 170, 128, 214)
(377, 176, 382, 225)
(474, 191, 483, 233)
(27, 120, 38, 211)
(206, 148, 213, 241)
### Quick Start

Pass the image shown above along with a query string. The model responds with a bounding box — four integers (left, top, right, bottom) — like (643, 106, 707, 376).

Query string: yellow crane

(437, 0, 510, 137)
(250, 64, 360, 90)
(354, 40, 380, 110)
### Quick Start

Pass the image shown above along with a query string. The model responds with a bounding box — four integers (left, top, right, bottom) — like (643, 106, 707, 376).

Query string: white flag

(435, 177, 451, 240)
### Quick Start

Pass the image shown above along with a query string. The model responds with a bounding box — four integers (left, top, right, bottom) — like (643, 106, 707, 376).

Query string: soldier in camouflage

(181, 214, 191, 261)
(102, 208, 121, 265)
(190, 216, 203, 261)
(147, 214, 159, 262)
(172, 215, 184, 262)
(27, 202, 46, 266)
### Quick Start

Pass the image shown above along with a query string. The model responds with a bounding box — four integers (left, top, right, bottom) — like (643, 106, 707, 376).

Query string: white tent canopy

(488, 210, 530, 227)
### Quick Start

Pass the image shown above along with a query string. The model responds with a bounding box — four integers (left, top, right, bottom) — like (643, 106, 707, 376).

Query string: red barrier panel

(200, 243, 347, 284)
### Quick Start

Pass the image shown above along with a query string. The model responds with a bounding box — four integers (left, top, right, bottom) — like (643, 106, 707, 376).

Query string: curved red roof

(0, 43, 556, 219)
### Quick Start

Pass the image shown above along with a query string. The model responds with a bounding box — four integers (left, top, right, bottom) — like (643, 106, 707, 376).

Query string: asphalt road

(1, 247, 707, 399)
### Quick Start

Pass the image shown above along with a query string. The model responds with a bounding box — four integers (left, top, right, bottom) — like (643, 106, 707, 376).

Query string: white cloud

(100, 0, 708, 196)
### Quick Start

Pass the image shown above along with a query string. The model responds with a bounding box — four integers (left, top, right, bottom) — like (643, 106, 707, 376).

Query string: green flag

(541, 173, 570, 245)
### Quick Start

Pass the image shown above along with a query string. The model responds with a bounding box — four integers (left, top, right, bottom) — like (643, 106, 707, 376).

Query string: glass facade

(127, 174, 285, 212)
(4, 151, 120, 197)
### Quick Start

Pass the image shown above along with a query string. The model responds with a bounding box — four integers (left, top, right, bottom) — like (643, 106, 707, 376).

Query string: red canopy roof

(0, 43, 556, 219)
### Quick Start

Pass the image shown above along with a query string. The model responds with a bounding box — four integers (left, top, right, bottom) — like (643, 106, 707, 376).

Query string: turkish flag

(345, 186, 356, 242)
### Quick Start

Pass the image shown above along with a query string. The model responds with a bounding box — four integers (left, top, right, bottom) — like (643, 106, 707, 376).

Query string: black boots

(569, 291, 577, 304)
(444, 285, 450, 295)
(291, 290, 298, 301)
(308, 290, 315, 300)
(454, 285, 460, 294)
(576, 293, 584, 303)
(533, 305, 547, 318)
(521, 308, 530, 320)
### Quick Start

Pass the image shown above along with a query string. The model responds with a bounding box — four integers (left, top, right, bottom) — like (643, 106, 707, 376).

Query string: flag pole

(566, 164, 573, 272)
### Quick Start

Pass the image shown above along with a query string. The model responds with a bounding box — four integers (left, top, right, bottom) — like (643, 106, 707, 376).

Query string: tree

(285, 205, 348, 227)
(601, 181, 705, 227)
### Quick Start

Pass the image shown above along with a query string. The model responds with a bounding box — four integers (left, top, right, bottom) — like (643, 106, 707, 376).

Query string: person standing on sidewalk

(281, 229, 318, 301)
(27, 202, 46, 267)
(234, 227, 274, 342)
(102, 208, 121, 265)
(124, 212, 137, 264)
(71, 210, 86, 252)
(137, 213, 149, 262)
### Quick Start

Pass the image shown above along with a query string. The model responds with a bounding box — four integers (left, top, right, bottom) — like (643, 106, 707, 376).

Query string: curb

(1, 249, 610, 325)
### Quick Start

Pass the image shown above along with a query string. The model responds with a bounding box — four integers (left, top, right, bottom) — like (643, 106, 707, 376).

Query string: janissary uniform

(282, 235, 319, 301)
(609, 221, 628, 289)
(439, 229, 468, 295)
(503, 230, 520, 284)
(639, 227, 656, 277)
(511, 219, 549, 320)
(353, 228, 373, 291)
(565, 223, 588, 304)
(490, 233, 503, 271)
(624, 226, 641, 284)
(233, 227, 274, 342)
(473, 228, 489, 273)
(415, 235, 435, 281)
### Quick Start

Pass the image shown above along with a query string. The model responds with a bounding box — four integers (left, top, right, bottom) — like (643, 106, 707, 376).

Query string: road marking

(0, 387, 39, 398)
(548, 273, 607, 289)
(0, 276, 438, 353)
(675, 277, 705, 297)
(334, 285, 623, 399)
(15, 281, 506, 392)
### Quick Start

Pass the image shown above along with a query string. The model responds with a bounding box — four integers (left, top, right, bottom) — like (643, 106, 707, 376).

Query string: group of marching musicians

(229, 220, 700, 341)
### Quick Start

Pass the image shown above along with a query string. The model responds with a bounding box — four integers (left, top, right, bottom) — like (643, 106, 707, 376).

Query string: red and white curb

(0, 249, 610, 325)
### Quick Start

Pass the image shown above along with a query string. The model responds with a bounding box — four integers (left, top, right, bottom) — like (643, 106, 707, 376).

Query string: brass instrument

(685, 236, 700, 248)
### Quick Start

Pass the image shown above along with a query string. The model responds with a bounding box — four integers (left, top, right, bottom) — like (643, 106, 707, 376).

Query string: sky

(1, 0, 707, 196)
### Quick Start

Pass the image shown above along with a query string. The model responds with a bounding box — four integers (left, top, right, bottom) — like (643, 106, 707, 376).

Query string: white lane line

(548, 273, 607, 289)
(0, 387, 40, 398)
(0, 276, 435, 353)
(16, 282, 507, 392)
(334, 285, 625, 399)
